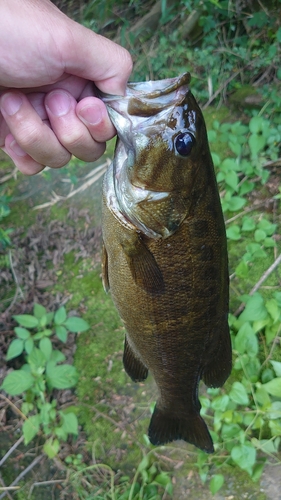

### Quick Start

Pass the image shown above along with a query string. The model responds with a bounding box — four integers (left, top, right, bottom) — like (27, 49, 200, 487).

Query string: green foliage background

(1, 0, 281, 498)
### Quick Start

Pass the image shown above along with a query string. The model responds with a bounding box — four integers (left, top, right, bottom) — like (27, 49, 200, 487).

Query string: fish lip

(98, 73, 191, 120)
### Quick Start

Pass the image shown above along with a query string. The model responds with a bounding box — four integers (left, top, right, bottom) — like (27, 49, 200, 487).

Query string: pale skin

(0, 0, 133, 175)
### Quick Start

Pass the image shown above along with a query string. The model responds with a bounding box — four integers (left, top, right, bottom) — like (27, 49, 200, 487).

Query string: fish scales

(100, 73, 232, 453)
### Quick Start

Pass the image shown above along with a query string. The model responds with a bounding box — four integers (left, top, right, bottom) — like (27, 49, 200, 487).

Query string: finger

(4, 133, 45, 175)
(76, 96, 116, 142)
(63, 23, 133, 95)
(45, 91, 114, 162)
(0, 91, 71, 168)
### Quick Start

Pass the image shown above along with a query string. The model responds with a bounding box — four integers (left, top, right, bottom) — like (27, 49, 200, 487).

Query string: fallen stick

(234, 253, 281, 316)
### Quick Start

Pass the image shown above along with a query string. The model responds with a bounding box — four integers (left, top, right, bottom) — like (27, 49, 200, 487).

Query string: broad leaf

(210, 474, 224, 495)
(6, 339, 24, 360)
(14, 327, 30, 340)
(46, 364, 78, 389)
(229, 381, 249, 406)
(64, 317, 90, 333)
(262, 378, 281, 397)
(54, 306, 67, 325)
(33, 303, 47, 319)
(39, 337, 52, 361)
(23, 415, 40, 444)
(43, 438, 60, 458)
(13, 314, 38, 328)
(231, 443, 256, 475)
(1, 370, 34, 395)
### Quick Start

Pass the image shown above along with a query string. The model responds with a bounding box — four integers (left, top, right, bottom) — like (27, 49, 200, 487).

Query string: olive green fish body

(101, 74, 232, 453)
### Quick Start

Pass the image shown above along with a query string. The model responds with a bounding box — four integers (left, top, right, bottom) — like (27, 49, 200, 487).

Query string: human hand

(0, 0, 132, 175)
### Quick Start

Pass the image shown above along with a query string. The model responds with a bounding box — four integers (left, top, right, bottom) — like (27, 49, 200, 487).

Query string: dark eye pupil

(175, 132, 195, 156)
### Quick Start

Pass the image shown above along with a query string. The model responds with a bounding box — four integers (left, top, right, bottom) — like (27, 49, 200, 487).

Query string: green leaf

(221, 423, 241, 439)
(225, 171, 239, 191)
(43, 438, 60, 459)
(228, 196, 246, 212)
(39, 337, 52, 361)
(27, 347, 46, 369)
(249, 133, 266, 157)
(64, 317, 90, 333)
(50, 350, 66, 363)
(231, 443, 256, 475)
(267, 402, 281, 420)
(249, 116, 264, 134)
(6, 339, 24, 360)
(55, 325, 68, 343)
(25, 337, 34, 354)
(229, 141, 241, 156)
(235, 322, 258, 357)
(211, 395, 229, 412)
(210, 474, 224, 495)
(13, 314, 38, 328)
(54, 306, 67, 325)
(33, 303, 47, 319)
(60, 412, 78, 435)
(23, 415, 40, 444)
(263, 378, 281, 397)
(242, 217, 256, 232)
(270, 361, 281, 377)
(266, 299, 280, 323)
(46, 364, 78, 389)
(1, 370, 34, 395)
(254, 229, 266, 242)
(229, 381, 249, 406)
(14, 327, 30, 340)
(226, 225, 241, 241)
(235, 260, 248, 279)
(239, 293, 268, 322)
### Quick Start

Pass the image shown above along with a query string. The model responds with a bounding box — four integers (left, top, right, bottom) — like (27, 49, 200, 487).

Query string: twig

(0, 394, 27, 421)
(202, 67, 248, 109)
(0, 455, 44, 500)
(4, 250, 24, 314)
(0, 436, 24, 467)
(28, 479, 65, 499)
(234, 254, 281, 316)
(225, 200, 272, 225)
(250, 254, 281, 296)
(32, 160, 109, 210)
(0, 168, 17, 185)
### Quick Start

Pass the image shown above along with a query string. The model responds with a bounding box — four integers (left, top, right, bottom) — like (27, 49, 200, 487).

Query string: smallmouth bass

(101, 73, 232, 453)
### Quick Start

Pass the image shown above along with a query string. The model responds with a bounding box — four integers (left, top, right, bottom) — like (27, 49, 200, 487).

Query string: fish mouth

(99, 72, 191, 121)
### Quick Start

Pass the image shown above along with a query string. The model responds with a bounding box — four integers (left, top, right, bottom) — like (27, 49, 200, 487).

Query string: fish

(100, 73, 232, 454)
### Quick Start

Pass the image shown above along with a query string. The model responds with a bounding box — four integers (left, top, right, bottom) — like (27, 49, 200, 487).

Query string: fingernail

(45, 91, 71, 117)
(1, 93, 23, 116)
(10, 140, 26, 157)
(78, 105, 102, 125)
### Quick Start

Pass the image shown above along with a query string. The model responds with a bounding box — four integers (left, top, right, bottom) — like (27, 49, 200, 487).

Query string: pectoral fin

(101, 243, 110, 292)
(123, 336, 148, 382)
(120, 232, 165, 295)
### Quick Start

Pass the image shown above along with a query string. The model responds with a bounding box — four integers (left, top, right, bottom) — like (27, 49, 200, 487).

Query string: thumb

(63, 21, 133, 95)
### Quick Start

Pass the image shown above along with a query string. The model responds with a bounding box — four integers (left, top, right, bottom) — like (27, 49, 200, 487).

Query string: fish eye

(175, 132, 195, 157)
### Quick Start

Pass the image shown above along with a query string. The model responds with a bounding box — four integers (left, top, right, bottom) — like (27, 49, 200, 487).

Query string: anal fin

(123, 336, 148, 382)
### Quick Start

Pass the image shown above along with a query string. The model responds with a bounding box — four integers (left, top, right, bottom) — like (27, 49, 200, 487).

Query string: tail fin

(148, 404, 214, 454)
